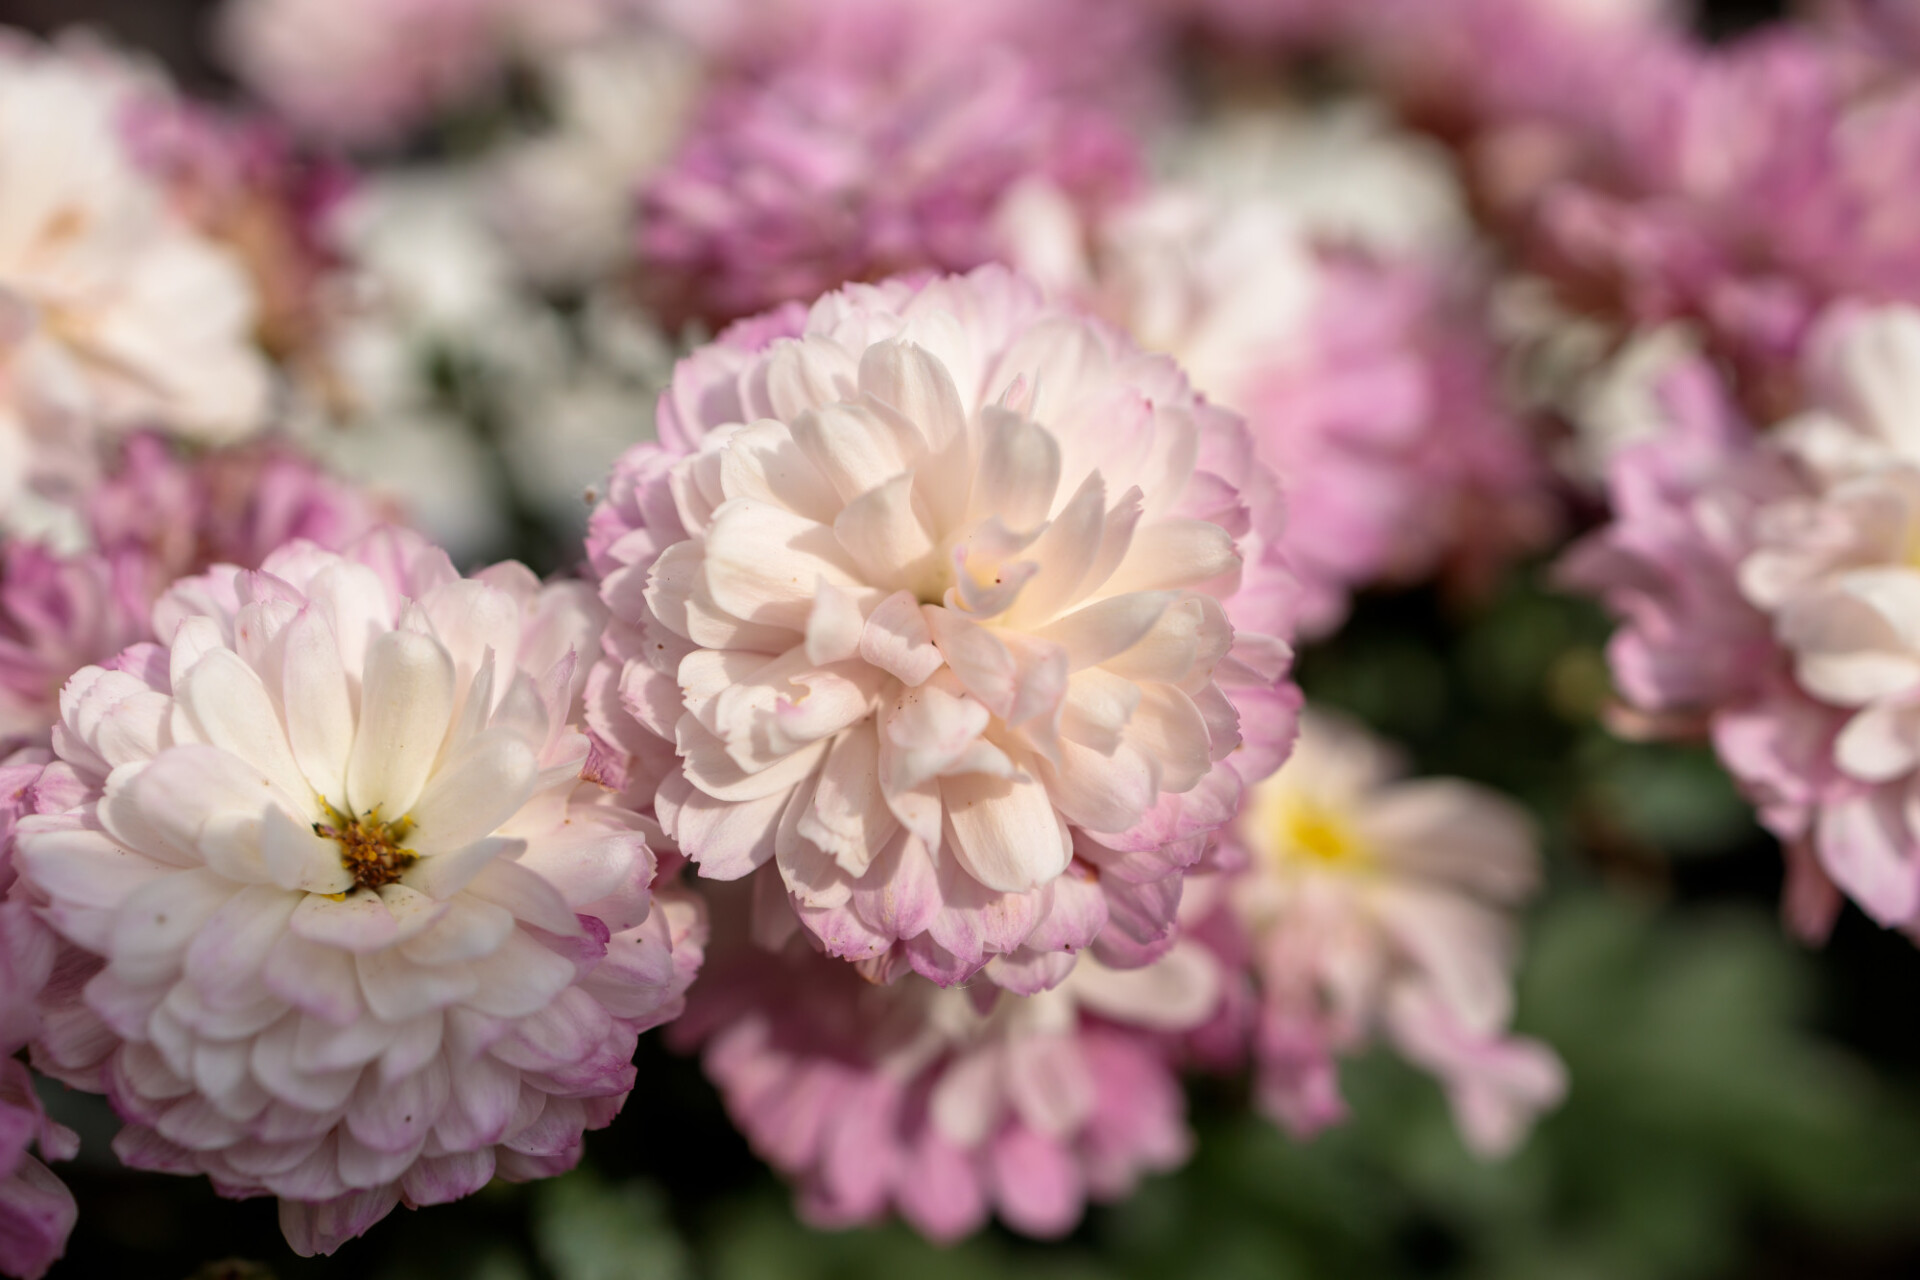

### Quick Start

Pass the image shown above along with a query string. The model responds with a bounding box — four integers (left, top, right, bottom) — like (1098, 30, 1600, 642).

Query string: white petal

(702, 499, 868, 632)
(835, 473, 938, 591)
(1103, 519, 1240, 594)
(177, 648, 310, 805)
(289, 889, 400, 953)
(281, 606, 356, 804)
(346, 628, 457, 819)
(972, 408, 1060, 532)
(262, 805, 355, 895)
(860, 591, 944, 686)
(805, 577, 866, 666)
(942, 769, 1071, 893)
(789, 398, 925, 503)
(401, 836, 524, 902)
(404, 730, 538, 855)
(1038, 592, 1177, 670)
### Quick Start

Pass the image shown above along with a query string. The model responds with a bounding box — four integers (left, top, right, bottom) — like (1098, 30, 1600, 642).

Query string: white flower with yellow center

(13, 530, 703, 1256)
(1225, 709, 1563, 1156)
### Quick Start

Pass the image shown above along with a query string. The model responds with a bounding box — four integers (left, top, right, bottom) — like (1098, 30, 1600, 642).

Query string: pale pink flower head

(85, 432, 388, 600)
(1219, 710, 1564, 1156)
(639, 58, 1140, 328)
(650, 0, 1167, 121)
(1514, 30, 1920, 395)
(1567, 303, 1920, 937)
(589, 266, 1297, 994)
(0, 37, 270, 512)
(12, 528, 706, 1256)
(218, 0, 622, 147)
(1005, 185, 1551, 639)
(674, 909, 1222, 1241)
(0, 547, 148, 752)
(0, 752, 80, 1280)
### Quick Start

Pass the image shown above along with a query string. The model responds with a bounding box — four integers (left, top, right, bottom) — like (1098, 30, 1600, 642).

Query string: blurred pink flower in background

(0, 549, 147, 751)
(1211, 710, 1563, 1154)
(639, 58, 1140, 328)
(218, 0, 624, 147)
(1564, 303, 1920, 941)
(85, 433, 387, 600)
(674, 898, 1222, 1240)
(1487, 29, 1920, 410)
(647, 0, 1168, 120)
(587, 266, 1297, 994)
(12, 530, 705, 1255)
(1005, 178, 1551, 640)
(0, 752, 75, 1280)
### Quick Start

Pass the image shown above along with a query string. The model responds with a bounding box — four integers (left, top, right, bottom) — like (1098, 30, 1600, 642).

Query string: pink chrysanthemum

(1210, 710, 1564, 1155)
(86, 433, 387, 602)
(217, 0, 620, 147)
(1500, 29, 1920, 402)
(638, 60, 1140, 328)
(0, 752, 76, 1280)
(649, 0, 1168, 122)
(587, 267, 1298, 994)
(0, 548, 149, 753)
(11, 529, 705, 1255)
(1004, 185, 1551, 639)
(674, 902, 1223, 1241)
(1565, 304, 1920, 939)
(1, 436, 381, 754)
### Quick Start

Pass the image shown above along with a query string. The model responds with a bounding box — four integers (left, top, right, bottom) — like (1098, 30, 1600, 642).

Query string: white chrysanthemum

(13, 530, 703, 1256)
(0, 40, 269, 515)
(1224, 710, 1562, 1156)
(591, 267, 1296, 991)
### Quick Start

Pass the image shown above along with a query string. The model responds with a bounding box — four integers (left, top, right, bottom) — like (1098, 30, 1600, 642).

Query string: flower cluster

(675, 894, 1223, 1239)
(22, 0, 1861, 1264)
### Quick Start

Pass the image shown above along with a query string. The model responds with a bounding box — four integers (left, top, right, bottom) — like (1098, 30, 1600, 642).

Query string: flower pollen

(314, 801, 417, 891)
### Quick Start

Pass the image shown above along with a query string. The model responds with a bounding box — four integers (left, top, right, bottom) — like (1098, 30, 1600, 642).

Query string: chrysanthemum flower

(11, 529, 704, 1255)
(1567, 304, 1920, 938)
(217, 0, 623, 147)
(0, 752, 76, 1280)
(0, 548, 148, 752)
(0, 38, 269, 517)
(85, 433, 387, 601)
(1004, 174, 1550, 639)
(588, 267, 1297, 992)
(1485, 27, 1920, 404)
(1214, 710, 1564, 1155)
(1, 435, 380, 753)
(638, 59, 1139, 328)
(675, 910, 1223, 1241)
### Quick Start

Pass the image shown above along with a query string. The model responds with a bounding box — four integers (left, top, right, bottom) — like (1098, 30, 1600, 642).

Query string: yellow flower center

(315, 802, 418, 891)
(1242, 774, 1371, 873)
(1282, 804, 1367, 866)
